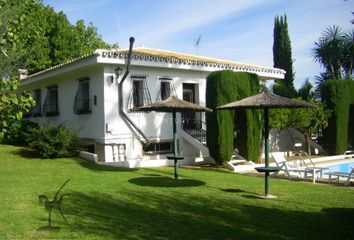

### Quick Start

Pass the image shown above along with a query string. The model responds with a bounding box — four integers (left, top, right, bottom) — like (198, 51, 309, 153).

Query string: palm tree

(343, 30, 354, 79)
(313, 26, 354, 99)
(314, 72, 332, 99)
(313, 26, 346, 80)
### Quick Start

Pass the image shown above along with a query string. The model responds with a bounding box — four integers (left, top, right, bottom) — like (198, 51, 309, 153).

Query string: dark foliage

(0, 0, 115, 79)
(233, 73, 261, 162)
(27, 124, 81, 158)
(206, 70, 237, 164)
(321, 80, 354, 154)
(273, 15, 297, 98)
(1, 120, 38, 146)
(206, 71, 261, 164)
(297, 79, 314, 101)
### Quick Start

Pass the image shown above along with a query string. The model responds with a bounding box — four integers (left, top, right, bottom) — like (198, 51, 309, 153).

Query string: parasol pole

(172, 110, 178, 179)
(264, 108, 270, 197)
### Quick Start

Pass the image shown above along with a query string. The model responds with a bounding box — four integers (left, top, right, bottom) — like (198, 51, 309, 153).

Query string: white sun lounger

(326, 168, 354, 186)
(294, 150, 329, 182)
(271, 152, 325, 183)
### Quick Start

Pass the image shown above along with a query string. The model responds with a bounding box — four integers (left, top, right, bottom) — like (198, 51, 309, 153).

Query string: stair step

(229, 160, 247, 164)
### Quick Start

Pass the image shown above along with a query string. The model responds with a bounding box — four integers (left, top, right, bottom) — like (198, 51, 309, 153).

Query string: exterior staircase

(180, 114, 213, 164)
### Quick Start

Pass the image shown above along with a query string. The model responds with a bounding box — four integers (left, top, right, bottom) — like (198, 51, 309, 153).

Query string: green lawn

(1, 144, 354, 240)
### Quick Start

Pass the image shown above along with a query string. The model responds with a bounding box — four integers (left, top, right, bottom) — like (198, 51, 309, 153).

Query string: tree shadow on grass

(208, 185, 259, 197)
(11, 147, 42, 159)
(221, 188, 246, 193)
(128, 176, 205, 187)
(60, 191, 354, 240)
(77, 160, 137, 172)
(139, 167, 184, 178)
(142, 174, 161, 177)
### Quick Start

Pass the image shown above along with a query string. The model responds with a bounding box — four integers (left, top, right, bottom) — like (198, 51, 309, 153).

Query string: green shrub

(27, 124, 80, 158)
(1, 120, 39, 146)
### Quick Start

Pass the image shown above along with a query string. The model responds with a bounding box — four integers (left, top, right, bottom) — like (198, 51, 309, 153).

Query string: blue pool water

(325, 161, 354, 173)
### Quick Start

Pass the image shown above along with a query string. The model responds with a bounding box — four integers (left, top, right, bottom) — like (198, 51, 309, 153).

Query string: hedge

(206, 71, 237, 164)
(321, 80, 354, 154)
(233, 73, 261, 162)
(206, 71, 261, 164)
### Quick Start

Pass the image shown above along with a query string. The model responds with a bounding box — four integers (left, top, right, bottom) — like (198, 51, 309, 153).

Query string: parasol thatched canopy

(217, 88, 315, 110)
(216, 87, 316, 198)
(138, 95, 212, 113)
(138, 95, 211, 179)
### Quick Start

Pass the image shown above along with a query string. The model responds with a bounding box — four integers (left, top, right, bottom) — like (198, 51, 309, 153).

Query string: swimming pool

(324, 161, 354, 173)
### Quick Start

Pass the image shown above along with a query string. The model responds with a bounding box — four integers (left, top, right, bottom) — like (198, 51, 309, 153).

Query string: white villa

(19, 42, 284, 167)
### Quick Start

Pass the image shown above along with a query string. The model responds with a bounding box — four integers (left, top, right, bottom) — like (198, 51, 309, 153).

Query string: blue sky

(42, 0, 353, 89)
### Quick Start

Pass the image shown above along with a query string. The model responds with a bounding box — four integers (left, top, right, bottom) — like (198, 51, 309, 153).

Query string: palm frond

(314, 72, 331, 99)
(322, 25, 345, 41)
(313, 26, 347, 79)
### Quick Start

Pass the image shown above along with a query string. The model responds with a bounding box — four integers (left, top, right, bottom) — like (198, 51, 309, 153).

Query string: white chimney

(18, 69, 28, 80)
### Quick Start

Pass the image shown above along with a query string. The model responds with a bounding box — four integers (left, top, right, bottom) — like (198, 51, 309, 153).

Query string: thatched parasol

(218, 88, 315, 198)
(218, 87, 315, 109)
(139, 95, 212, 179)
(138, 95, 212, 112)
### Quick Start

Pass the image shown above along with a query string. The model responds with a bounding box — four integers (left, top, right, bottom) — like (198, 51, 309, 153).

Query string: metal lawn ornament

(38, 179, 70, 230)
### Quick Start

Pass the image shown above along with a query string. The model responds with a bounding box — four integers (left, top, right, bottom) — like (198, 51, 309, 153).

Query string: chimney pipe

(18, 69, 28, 80)
(117, 37, 148, 143)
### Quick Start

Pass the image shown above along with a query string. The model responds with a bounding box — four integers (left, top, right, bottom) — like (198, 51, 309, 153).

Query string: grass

(0, 144, 354, 240)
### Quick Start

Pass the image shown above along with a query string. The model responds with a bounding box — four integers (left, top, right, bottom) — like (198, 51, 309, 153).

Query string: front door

(182, 83, 196, 129)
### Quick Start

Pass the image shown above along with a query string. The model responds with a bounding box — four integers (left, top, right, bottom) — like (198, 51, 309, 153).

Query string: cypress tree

(349, 82, 354, 149)
(206, 71, 237, 165)
(321, 80, 354, 154)
(233, 73, 261, 162)
(206, 71, 261, 164)
(273, 15, 297, 98)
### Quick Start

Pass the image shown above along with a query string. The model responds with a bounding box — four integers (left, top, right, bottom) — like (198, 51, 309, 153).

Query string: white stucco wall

(20, 62, 210, 163)
(102, 64, 209, 162)
(20, 51, 283, 165)
(20, 65, 106, 141)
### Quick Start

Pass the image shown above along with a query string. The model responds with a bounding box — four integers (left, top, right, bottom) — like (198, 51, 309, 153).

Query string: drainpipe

(118, 37, 149, 143)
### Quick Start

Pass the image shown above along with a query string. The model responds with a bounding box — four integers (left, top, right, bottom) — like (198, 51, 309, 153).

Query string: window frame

(32, 89, 42, 117)
(143, 141, 173, 155)
(160, 81, 171, 100)
(132, 80, 144, 108)
(127, 75, 152, 111)
(73, 78, 92, 114)
(156, 77, 175, 101)
(43, 85, 59, 116)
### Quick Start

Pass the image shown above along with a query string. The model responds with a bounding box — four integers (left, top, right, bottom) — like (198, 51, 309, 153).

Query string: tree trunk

(304, 131, 311, 155)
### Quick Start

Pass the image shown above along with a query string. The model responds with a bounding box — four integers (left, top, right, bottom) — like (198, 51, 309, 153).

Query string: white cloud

(109, 0, 277, 47)
(44, 0, 352, 89)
